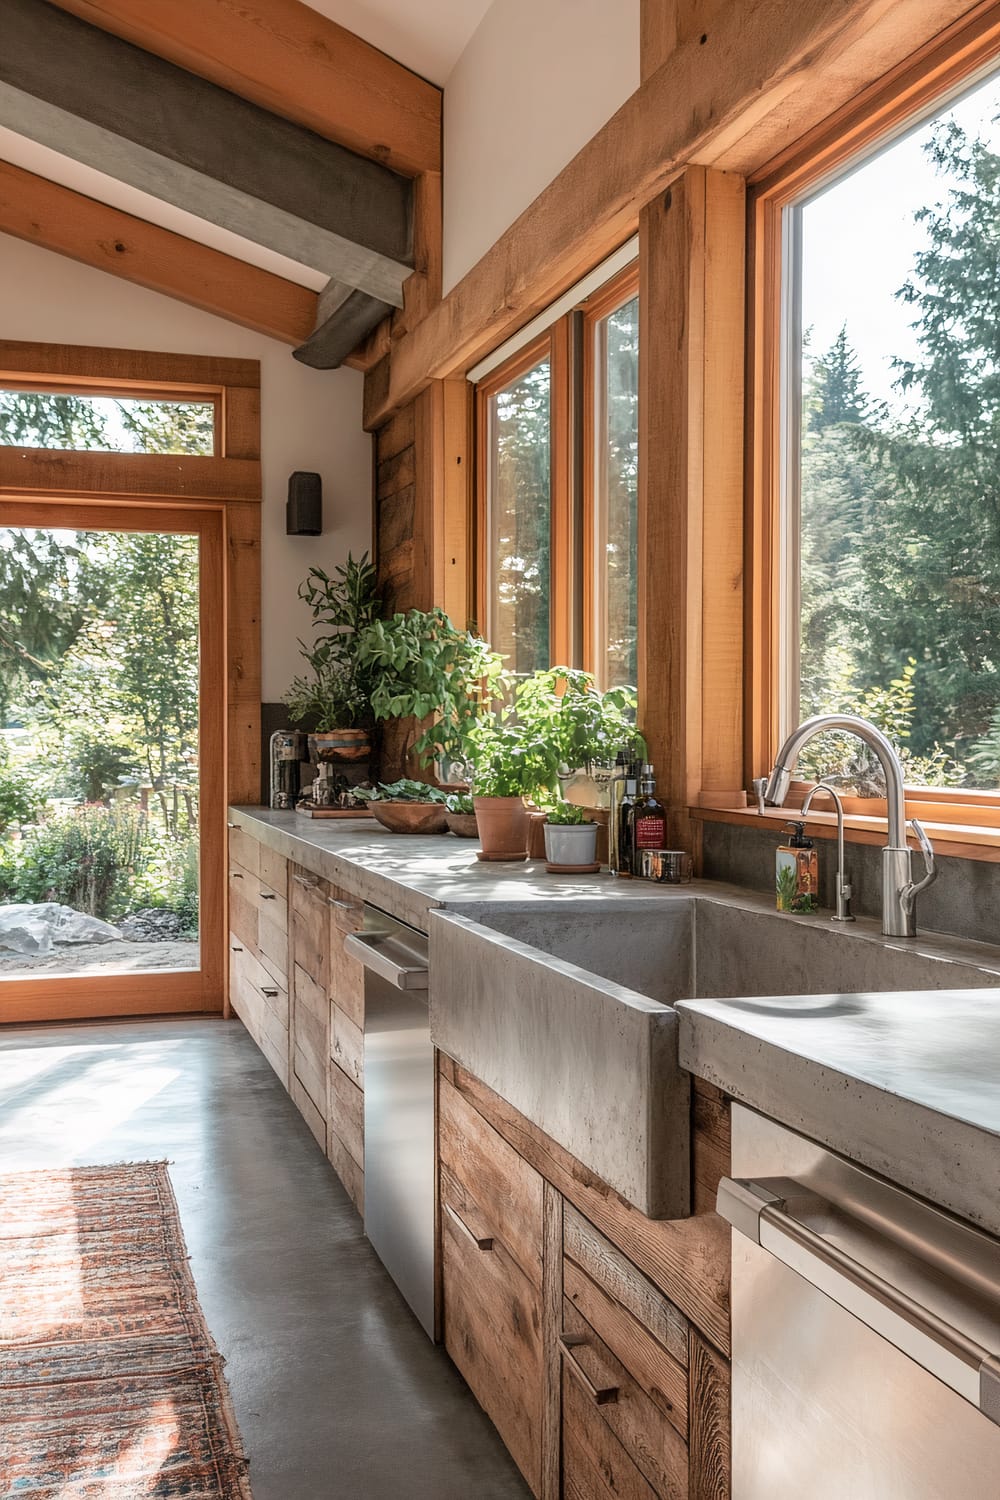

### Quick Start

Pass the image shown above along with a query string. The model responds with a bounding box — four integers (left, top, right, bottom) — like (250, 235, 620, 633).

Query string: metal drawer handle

(260, 891, 277, 900)
(718, 1176, 1000, 1425)
(343, 931, 428, 990)
(559, 1336, 619, 1406)
(230, 870, 244, 879)
(231, 944, 244, 953)
(227, 821, 239, 829)
(444, 1202, 493, 1252)
(261, 986, 279, 998)
(293, 873, 320, 890)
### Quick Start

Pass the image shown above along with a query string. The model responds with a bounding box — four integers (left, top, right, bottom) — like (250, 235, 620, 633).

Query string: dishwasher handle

(344, 930, 429, 990)
(718, 1175, 1000, 1426)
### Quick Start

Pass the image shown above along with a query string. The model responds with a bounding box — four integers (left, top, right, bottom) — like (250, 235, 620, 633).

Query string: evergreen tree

(807, 324, 871, 431)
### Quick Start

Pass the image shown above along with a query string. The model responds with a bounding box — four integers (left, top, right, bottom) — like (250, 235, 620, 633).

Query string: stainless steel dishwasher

(718, 1104, 1000, 1498)
(344, 905, 435, 1338)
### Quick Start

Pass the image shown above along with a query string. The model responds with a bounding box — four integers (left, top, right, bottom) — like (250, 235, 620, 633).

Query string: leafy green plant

(775, 863, 798, 913)
(546, 801, 586, 825)
(468, 718, 559, 800)
(356, 608, 509, 765)
(285, 554, 381, 730)
(513, 668, 643, 772)
(0, 741, 44, 833)
(355, 779, 450, 805)
(445, 792, 475, 815)
(2, 804, 151, 919)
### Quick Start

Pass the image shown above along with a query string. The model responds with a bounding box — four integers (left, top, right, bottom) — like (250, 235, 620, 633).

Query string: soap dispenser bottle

(776, 822, 818, 913)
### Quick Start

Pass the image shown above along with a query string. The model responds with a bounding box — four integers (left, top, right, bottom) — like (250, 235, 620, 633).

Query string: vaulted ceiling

(0, 0, 447, 368)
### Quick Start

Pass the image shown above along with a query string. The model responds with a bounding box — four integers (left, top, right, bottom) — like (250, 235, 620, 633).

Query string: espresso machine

(268, 730, 311, 810)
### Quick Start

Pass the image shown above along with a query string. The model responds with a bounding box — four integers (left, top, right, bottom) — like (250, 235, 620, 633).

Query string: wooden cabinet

(289, 865, 330, 1150)
(438, 1057, 732, 1500)
(326, 884, 366, 1209)
(440, 1071, 546, 1495)
(229, 939, 289, 1087)
(228, 826, 289, 1092)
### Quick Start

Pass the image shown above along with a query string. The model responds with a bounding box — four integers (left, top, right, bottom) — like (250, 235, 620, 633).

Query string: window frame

(474, 262, 639, 681)
(746, 4, 1000, 842)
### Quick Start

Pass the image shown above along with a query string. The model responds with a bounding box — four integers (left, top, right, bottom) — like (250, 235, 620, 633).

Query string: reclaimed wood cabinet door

(439, 1073, 545, 1495)
(326, 884, 365, 1208)
(289, 866, 330, 1148)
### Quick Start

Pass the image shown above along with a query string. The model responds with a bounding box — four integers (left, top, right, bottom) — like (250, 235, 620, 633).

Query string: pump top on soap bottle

(775, 821, 818, 913)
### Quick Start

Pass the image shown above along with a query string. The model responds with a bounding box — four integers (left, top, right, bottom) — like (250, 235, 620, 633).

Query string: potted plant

(514, 668, 644, 804)
(354, 779, 449, 835)
(284, 554, 381, 763)
(356, 608, 508, 776)
(444, 792, 479, 839)
(467, 718, 559, 861)
(543, 801, 599, 870)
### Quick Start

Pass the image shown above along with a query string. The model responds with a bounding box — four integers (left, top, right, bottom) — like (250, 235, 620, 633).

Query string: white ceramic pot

(543, 821, 598, 867)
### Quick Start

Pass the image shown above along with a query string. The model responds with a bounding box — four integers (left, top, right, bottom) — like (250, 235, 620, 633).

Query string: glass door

(0, 502, 224, 1022)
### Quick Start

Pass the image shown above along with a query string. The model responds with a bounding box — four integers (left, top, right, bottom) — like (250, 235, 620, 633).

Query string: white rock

(0, 903, 122, 954)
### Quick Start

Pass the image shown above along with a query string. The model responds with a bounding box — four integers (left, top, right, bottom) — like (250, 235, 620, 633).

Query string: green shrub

(0, 742, 44, 833)
(4, 804, 151, 919)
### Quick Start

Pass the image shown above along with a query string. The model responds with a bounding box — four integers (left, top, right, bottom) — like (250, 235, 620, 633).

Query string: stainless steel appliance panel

(348, 908, 435, 1339)
(723, 1104, 1000, 1499)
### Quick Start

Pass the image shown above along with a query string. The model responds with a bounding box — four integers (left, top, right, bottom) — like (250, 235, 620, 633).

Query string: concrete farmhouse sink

(428, 890, 1000, 1219)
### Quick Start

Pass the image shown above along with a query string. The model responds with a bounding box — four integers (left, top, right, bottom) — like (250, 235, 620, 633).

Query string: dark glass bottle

(616, 762, 639, 876)
(632, 764, 667, 860)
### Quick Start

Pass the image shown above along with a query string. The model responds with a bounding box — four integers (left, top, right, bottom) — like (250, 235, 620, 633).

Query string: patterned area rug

(0, 1161, 252, 1498)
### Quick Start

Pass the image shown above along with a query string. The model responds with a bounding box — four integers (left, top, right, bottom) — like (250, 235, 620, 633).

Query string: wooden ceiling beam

(0, 159, 318, 347)
(364, 0, 988, 429)
(48, 0, 442, 180)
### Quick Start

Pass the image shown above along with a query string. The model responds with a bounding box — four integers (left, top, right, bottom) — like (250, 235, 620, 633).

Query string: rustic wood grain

(692, 1082, 731, 1219)
(561, 1361, 661, 1500)
(329, 1001, 364, 1088)
(564, 1204, 690, 1368)
(328, 1063, 364, 1168)
(688, 1330, 730, 1500)
(542, 1182, 564, 1500)
(327, 1128, 364, 1215)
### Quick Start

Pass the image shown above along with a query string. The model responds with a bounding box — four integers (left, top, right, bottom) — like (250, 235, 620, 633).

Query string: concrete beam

(1, 0, 413, 306)
(293, 285, 394, 370)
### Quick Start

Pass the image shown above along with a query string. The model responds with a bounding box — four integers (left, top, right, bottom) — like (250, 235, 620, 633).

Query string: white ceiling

(300, 0, 493, 86)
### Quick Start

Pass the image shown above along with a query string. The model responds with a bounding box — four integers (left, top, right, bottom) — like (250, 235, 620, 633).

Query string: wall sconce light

(286, 471, 323, 535)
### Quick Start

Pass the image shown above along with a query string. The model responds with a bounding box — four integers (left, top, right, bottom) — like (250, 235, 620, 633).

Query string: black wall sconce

(286, 471, 323, 535)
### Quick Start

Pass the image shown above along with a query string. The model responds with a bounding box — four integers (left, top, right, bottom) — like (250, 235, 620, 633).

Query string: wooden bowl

(368, 801, 448, 835)
(445, 811, 480, 839)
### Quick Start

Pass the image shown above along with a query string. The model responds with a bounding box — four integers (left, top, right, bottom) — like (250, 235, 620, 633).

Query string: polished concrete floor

(0, 1015, 529, 1499)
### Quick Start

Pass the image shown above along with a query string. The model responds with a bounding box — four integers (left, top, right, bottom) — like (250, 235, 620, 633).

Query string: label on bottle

(634, 814, 667, 850)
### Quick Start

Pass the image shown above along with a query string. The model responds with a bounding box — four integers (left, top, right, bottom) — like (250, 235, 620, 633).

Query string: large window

(477, 265, 639, 684)
(775, 65, 1000, 795)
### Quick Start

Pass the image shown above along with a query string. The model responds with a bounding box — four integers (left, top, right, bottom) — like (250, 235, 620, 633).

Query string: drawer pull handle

(327, 897, 356, 912)
(231, 944, 244, 953)
(227, 821, 239, 829)
(260, 891, 277, 901)
(559, 1336, 619, 1406)
(230, 871, 244, 880)
(293, 874, 320, 890)
(261, 986, 279, 998)
(444, 1202, 493, 1252)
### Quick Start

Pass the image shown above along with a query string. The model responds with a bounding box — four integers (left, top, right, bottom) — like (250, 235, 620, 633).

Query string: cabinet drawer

(228, 864, 258, 950)
(560, 1300, 688, 1498)
(439, 1073, 543, 1289)
(328, 891, 363, 1028)
(562, 1355, 661, 1500)
(441, 1164, 543, 1495)
(291, 1073, 326, 1150)
(327, 1129, 364, 1215)
(259, 844, 287, 897)
(563, 1204, 689, 1435)
(328, 1062, 363, 1168)
(227, 822, 260, 878)
(291, 867, 330, 988)
(330, 1000, 363, 1087)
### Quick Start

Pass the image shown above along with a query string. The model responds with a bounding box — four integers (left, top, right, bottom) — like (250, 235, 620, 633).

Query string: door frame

(0, 340, 261, 1023)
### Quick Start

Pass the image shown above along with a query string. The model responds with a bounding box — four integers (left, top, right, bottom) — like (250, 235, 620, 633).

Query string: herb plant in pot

(355, 779, 449, 835)
(543, 801, 599, 871)
(444, 792, 479, 839)
(284, 554, 380, 763)
(468, 720, 559, 861)
(515, 667, 644, 805)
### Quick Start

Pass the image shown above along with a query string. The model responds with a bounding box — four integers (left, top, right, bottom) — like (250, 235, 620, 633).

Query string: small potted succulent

(354, 779, 449, 835)
(543, 801, 599, 870)
(284, 555, 380, 763)
(444, 792, 479, 839)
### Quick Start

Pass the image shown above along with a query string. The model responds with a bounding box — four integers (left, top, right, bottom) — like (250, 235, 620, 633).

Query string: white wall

(0, 233, 372, 700)
(442, 0, 640, 293)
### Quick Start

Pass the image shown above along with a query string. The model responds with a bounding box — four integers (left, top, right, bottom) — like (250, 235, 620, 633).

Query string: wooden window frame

(743, 3, 1000, 855)
(474, 264, 639, 680)
(0, 338, 262, 1020)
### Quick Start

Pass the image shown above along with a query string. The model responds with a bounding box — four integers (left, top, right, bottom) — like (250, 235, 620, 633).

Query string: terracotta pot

(473, 796, 529, 860)
(309, 728, 372, 764)
(527, 809, 548, 859)
(445, 811, 480, 839)
(368, 801, 448, 835)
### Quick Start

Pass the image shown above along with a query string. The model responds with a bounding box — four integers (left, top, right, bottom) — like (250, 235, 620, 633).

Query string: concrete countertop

(231, 805, 699, 927)
(677, 989, 1000, 1236)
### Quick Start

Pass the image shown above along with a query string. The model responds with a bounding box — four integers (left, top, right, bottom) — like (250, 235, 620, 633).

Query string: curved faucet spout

(765, 713, 907, 850)
(764, 712, 935, 937)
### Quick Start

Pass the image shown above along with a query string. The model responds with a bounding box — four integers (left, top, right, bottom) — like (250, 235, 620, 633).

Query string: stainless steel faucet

(765, 713, 937, 937)
(800, 782, 854, 922)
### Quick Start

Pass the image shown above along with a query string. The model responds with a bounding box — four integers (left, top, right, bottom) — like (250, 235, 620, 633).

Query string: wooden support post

(414, 379, 472, 623)
(638, 167, 745, 850)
